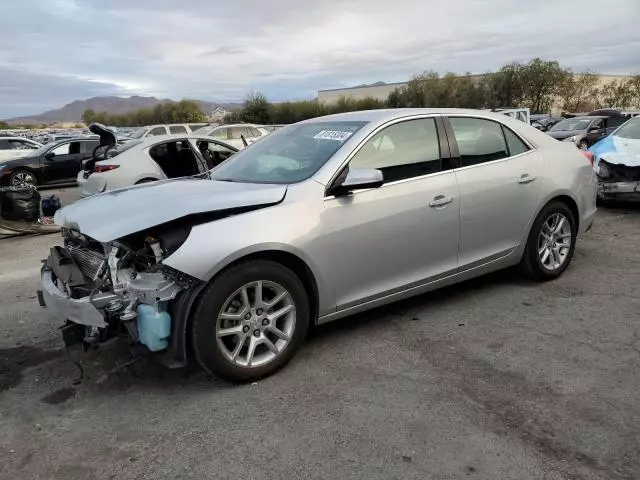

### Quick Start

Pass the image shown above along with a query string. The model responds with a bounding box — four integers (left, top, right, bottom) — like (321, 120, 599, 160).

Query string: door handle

(429, 195, 454, 207)
(518, 174, 536, 184)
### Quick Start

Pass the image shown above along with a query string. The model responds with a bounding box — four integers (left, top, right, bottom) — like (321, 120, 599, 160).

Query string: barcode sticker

(313, 130, 354, 141)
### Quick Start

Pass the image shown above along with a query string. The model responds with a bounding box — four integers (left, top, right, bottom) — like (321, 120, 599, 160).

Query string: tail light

(581, 151, 594, 165)
(94, 165, 119, 173)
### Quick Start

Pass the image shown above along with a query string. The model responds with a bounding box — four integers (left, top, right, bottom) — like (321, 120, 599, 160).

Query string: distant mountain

(4, 96, 242, 125)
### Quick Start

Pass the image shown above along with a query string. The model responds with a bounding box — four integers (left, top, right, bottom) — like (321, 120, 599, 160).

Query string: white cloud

(1, 0, 639, 117)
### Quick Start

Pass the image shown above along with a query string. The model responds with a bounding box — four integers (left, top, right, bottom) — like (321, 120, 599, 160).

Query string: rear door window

(448, 117, 509, 166)
(148, 126, 167, 136)
(80, 141, 100, 155)
(169, 125, 188, 134)
(229, 127, 245, 139)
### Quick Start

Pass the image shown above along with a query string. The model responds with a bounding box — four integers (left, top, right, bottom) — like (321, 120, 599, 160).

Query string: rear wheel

(9, 169, 38, 187)
(520, 201, 576, 281)
(191, 260, 309, 383)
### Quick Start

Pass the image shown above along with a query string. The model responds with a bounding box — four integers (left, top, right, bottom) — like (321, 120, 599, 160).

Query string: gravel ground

(0, 195, 639, 480)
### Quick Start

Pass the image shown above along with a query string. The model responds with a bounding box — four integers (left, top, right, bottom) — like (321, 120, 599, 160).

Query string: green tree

(559, 72, 600, 112)
(520, 58, 570, 113)
(242, 92, 272, 124)
(82, 108, 96, 124)
(600, 79, 634, 108)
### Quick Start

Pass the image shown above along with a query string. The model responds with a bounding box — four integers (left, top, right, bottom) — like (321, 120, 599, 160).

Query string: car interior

(196, 140, 235, 169)
(149, 140, 201, 178)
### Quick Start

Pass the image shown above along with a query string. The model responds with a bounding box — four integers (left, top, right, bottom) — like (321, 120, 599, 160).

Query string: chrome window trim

(324, 169, 453, 202)
(445, 113, 537, 151)
(323, 114, 443, 197)
(445, 114, 539, 172)
(451, 149, 536, 173)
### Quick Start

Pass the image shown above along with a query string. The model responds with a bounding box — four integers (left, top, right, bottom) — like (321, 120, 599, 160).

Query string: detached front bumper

(598, 180, 640, 202)
(39, 265, 118, 328)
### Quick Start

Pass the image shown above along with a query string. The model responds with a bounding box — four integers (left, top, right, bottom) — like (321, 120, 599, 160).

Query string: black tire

(520, 201, 577, 281)
(9, 169, 38, 187)
(191, 260, 310, 383)
(578, 140, 588, 150)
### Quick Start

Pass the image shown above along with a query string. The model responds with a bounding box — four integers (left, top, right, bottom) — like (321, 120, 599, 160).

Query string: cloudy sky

(1, 0, 639, 118)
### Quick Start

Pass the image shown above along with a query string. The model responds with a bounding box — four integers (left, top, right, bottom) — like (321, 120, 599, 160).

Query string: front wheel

(578, 140, 588, 150)
(9, 169, 38, 187)
(191, 260, 309, 383)
(520, 201, 577, 281)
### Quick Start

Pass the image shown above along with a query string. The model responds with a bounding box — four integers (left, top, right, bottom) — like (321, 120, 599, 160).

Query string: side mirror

(588, 126, 601, 133)
(330, 168, 384, 197)
(44, 152, 55, 160)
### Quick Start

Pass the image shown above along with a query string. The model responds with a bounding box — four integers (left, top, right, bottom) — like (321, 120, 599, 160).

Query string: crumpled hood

(590, 135, 640, 167)
(54, 177, 287, 242)
(547, 130, 582, 140)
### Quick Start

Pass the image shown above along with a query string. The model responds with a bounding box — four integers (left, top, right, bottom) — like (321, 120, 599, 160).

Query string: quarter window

(449, 117, 509, 166)
(349, 118, 441, 183)
(502, 127, 529, 156)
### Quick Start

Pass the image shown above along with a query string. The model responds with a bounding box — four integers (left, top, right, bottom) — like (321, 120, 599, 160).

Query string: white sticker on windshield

(313, 130, 354, 141)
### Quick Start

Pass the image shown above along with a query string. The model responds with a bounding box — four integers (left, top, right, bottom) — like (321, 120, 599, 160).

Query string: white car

(192, 124, 270, 149)
(124, 123, 210, 142)
(0, 137, 42, 161)
(77, 130, 237, 197)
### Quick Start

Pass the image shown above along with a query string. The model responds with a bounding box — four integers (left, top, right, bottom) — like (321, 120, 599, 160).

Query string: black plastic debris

(41, 194, 61, 217)
(0, 186, 41, 222)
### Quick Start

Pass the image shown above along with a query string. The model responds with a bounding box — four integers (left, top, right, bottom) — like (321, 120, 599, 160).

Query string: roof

(301, 108, 524, 125)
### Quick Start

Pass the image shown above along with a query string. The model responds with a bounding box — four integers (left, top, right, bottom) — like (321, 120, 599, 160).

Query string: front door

(446, 116, 544, 269)
(316, 117, 460, 310)
(41, 141, 84, 183)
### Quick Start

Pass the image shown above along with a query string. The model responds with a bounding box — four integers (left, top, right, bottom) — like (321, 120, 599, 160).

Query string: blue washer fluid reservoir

(137, 302, 171, 351)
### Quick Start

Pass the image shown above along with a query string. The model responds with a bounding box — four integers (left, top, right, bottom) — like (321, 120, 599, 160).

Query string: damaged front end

(597, 159, 640, 202)
(38, 226, 202, 364)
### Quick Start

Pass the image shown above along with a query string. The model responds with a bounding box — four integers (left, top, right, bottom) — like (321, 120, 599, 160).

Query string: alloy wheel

(216, 280, 296, 368)
(538, 213, 572, 271)
(11, 172, 35, 187)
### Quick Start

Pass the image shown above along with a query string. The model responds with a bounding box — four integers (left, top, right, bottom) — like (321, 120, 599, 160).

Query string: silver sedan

(41, 109, 597, 382)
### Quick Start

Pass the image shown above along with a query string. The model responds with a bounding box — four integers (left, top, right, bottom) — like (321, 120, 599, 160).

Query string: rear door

(41, 141, 84, 183)
(445, 116, 544, 269)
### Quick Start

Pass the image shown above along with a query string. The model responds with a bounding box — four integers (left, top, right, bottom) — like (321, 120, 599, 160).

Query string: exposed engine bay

(597, 159, 640, 201)
(39, 225, 199, 355)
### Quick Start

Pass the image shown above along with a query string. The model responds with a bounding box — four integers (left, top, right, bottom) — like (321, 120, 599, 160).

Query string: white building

(210, 107, 229, 122)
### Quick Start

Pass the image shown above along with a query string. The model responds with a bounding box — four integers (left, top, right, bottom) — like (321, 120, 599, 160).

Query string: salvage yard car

(38, 109, 597, 382)
(547, 116, 610, 150)
(589, 116, 640, 203)
(0, 137, 99, 186)
(192, 123, 270, 150)
(0, 136, 42, 161)
(78, 128, 238, 197)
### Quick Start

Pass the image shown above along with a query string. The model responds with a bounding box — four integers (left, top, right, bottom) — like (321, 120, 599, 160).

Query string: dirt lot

(1, 197, 639, 480)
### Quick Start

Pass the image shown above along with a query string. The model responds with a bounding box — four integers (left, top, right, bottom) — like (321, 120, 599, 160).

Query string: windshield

(129, 127, 148, 139)
(550, 118, 594, 131)
(612, 118, 640, 139)
(210, 121, 367, 184)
